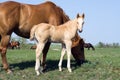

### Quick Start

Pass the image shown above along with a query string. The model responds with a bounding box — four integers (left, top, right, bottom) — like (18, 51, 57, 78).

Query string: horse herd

(8, 41, 20, 49)
(0, 1, 94, 75)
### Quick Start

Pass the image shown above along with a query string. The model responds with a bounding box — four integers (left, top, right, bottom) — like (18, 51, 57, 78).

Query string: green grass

(0, 46, 120, 80)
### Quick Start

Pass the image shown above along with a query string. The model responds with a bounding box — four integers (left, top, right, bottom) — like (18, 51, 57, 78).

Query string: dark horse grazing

(79, 39, 95, 50)
(84, 43, 95, 50)
(0, 1, 85, 73)
(8, 41, 20, 49)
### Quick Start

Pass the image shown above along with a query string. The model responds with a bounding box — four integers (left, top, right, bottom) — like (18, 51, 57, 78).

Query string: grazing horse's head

(76, 13, 85, 33)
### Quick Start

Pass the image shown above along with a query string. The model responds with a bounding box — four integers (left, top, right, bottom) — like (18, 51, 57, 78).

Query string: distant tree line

(96, 42, 120, 48)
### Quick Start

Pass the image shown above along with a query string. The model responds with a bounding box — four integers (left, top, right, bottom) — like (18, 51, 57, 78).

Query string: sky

(0, 0, 120, 45)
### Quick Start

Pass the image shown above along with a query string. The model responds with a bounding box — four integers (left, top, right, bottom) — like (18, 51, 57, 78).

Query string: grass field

(0, 45, 120, 80)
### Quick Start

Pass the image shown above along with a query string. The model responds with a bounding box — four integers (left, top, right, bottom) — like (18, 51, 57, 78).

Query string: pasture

(0, 45, 120, 80)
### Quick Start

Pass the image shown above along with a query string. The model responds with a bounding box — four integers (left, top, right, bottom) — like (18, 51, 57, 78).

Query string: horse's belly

(14, 26, 30, 38)
(50, 36, 63, 43)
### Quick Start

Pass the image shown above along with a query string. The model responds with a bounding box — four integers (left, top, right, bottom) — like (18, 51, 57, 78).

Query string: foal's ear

(82, 13, 85, 18)
(77, 13, 80, 18)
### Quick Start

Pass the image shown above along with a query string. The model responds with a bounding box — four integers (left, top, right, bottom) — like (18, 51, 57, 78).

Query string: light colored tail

(30, 25, 38, 41)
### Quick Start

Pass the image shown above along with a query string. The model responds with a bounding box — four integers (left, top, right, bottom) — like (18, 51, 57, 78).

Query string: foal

(30, 13, 85, 75)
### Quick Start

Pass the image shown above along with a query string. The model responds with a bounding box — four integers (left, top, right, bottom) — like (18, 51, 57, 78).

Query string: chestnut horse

(0, 1, 85, 73)
(30, 14, 85, 75)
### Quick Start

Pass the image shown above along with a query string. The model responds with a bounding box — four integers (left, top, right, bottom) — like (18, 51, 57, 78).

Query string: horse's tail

(29, 25, 38, 41)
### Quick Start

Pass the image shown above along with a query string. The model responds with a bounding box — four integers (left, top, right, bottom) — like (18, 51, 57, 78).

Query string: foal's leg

(0, 35, 12, 74)
(65, 41, 72, 72)
(58, 44, 66, 71)
(35, 43, 45, 75)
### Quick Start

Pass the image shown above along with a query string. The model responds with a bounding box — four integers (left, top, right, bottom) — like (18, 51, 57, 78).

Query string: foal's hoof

(68, 69, 72, 73)
(36, 70, 44, 76)
(59, 69, 62, 72)
(7, 69, 13, 74)
(59, 67, 62, 72)
(36, 72, 40, 76)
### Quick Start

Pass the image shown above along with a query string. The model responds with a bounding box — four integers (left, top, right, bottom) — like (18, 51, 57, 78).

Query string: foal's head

(76, 13, 85, 33)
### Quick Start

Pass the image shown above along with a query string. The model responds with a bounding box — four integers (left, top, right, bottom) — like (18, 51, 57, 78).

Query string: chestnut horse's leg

(0, 35, 11, 73)
(41, 42, 51, 71)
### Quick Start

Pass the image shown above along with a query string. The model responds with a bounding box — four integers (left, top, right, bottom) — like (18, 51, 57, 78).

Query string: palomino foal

(30, 13, 85, 75)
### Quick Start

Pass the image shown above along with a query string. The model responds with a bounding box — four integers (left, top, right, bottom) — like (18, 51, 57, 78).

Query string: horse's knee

(0, 47, 7, 55)
(2, 48, 7, 53)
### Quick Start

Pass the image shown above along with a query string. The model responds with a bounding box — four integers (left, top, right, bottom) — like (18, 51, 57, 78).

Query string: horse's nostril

(79, 30, 83, 33)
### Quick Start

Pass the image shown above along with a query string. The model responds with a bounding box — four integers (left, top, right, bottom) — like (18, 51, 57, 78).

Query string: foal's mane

(57, 18, 77, 28)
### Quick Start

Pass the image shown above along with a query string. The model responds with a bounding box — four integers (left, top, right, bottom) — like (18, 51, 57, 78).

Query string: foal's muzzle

(79, 30, 83, 33)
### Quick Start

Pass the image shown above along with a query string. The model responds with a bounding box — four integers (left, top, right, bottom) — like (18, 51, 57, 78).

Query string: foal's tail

(29, 25, 38, 41)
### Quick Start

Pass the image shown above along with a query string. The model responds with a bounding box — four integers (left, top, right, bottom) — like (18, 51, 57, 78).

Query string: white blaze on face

(77, 18, 84, 32)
